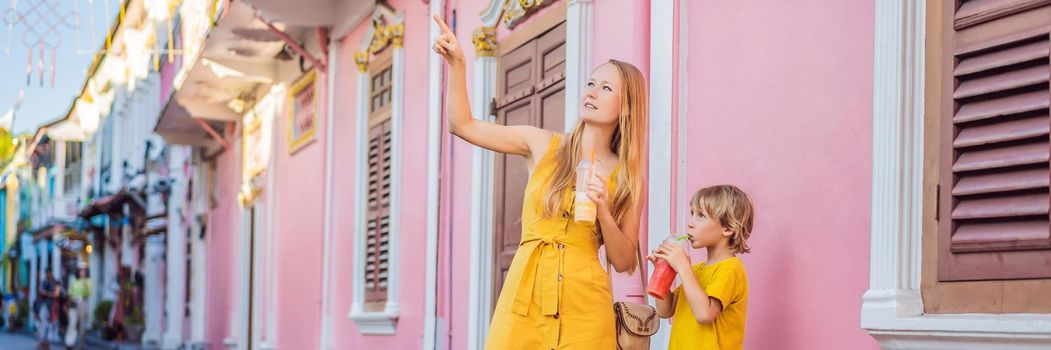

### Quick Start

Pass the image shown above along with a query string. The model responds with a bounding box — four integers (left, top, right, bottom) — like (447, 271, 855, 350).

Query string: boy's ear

(722, 228, 734, 238)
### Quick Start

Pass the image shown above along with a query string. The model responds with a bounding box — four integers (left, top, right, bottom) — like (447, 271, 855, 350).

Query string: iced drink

(648, 235, 687, 300)
(647, 259, 676, 300)
(574, 159, 598, 223)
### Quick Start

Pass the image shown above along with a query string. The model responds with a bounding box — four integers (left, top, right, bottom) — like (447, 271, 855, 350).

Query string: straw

(588, 148, 596, 178)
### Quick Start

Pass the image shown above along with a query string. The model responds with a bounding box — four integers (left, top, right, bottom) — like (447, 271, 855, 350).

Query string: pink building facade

(148, 0, 1051, 349)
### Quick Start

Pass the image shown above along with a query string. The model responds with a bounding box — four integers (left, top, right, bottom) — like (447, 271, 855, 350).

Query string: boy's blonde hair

(691, 185, 754, 254)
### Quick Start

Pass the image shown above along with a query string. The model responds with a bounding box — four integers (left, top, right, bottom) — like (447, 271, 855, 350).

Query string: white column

(142, 235, 165, 345)
(387, 38, 404, 317)
(22, 234, 37, 328)
(860, 0, 925, 326)
(103, 219, 119, 301)
(55, 142, 66, 216)
(189, 151, 208, 346)
(349, 68, 370, 320)
(264, 92, 279, 349)
(121, 215, 133, 268)
(648, 0, 674, 348)
(163, 146, 190, 349)
(564, 0, 593, 131)
(37, 241, 49, 280)
(319, 35, 339, 350)
(89, 233, 102, 318)
(423, 1, 444, 348)
(51, 236, 61, 280)
(467, 53, 497, 350)
(189, 220, 207, 345)
(36, 240, 48, 332)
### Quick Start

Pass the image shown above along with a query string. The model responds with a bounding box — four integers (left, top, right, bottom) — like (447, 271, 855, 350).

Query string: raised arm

(432, 15, 549, 159)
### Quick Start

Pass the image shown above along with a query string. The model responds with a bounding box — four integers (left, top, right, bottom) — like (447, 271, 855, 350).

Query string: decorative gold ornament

(368, 17, 405, 54)
(502, 0, 551, 29)
(472, 27, 497, 57)
(354, 52, 370, 72)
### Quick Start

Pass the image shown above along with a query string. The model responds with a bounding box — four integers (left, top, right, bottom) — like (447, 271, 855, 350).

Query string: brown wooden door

(492, 21, 566, 310)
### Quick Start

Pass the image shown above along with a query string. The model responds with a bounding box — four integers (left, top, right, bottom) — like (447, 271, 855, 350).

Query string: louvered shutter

(366, 120, 393, 301)
(939, 0, 1051, 281)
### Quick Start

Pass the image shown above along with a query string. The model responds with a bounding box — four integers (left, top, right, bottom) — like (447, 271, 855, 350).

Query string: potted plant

(93, 300, 113, 330)
(124, 309, 144, 342)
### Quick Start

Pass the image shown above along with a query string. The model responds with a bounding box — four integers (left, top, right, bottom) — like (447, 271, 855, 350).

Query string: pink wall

(203, 61, 329, 350)
(442, 1, 487, 350)
(683, 1, 877, 349)
(329, 18, 363, 348)
(270, 68, 328, 349)
(205, 135, 242, 347)
(316, 1, 880, 349)
(331, 0, 432, 348)
(592, 0, 651, 303)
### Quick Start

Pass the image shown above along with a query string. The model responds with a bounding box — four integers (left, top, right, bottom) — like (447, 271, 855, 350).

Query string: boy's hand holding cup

(647, 234, 690, 300)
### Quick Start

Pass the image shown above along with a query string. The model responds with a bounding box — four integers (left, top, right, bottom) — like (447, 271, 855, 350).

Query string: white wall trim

(676, 0, 689, 234)
(319, 37, 339, 350)
(423, 0, 443, 348)
(466, 55, 498, 350)
(251, 201, 264, 349)
(348, 9, 405, 335)
(648, 0, 674, 348)
(189, 158, 208, 345)
(234, 204, 253, 349)
(263, 85, 281, 349)
(563, 0, 592, 132)
(478, 0, 503, 26)
(862, 0, 1051, 348)
(162, 146, 190, 350)
(466, 4, 507, 348)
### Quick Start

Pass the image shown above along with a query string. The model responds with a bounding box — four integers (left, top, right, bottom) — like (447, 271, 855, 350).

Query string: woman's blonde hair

(691, 185, 755, 254)
(541, 60, 647, 228)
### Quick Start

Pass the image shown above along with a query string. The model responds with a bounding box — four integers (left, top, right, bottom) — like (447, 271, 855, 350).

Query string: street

(0, 332, 39, 350)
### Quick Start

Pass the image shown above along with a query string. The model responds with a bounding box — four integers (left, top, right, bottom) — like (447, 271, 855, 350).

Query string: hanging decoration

(3, 0, 81, 87)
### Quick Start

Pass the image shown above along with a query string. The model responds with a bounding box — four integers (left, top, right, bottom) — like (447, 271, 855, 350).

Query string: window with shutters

(64, 141, 82, 196)
(924, 0, 1051, 313)
(364, 50, 394, 310)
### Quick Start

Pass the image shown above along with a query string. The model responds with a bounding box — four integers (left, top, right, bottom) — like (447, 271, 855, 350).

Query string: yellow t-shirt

(668, 256, 748, 350)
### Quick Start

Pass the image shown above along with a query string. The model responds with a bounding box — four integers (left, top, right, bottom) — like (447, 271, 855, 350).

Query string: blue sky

(1, 0, 116, 134)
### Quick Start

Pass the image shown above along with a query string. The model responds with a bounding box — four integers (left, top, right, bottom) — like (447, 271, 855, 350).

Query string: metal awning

(78, 190, 146, 219)
(155, 0, 287, 148)
(243, 0, 373, 28)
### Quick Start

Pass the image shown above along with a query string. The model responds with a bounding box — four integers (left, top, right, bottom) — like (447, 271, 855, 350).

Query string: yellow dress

(485, 134, 619, 350)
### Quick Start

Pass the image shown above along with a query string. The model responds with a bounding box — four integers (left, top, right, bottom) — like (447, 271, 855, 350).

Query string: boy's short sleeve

(704, 263, 742, 306)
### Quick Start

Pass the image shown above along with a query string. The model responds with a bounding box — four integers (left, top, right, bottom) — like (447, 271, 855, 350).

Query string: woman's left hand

(586, 172, 610, 216)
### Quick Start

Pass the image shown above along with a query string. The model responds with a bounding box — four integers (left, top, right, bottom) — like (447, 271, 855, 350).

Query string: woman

(433, 16, 648, 349)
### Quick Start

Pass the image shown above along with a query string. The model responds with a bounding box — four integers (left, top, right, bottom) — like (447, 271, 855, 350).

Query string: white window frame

(349, 7, 404, 335)
(861, 0, 1051, 348)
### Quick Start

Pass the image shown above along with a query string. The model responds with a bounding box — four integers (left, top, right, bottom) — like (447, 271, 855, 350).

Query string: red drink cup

(647, 259, 677, 300)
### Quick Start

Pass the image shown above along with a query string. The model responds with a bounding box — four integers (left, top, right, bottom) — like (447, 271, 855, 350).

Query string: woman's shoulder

(530, 131, 564, 159)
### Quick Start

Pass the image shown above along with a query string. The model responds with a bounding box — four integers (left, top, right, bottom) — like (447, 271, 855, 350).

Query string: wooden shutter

(492, 21, 567, 308)
(365, 120, 393, 303)
(939, 0, 1051, 281)
(364, 50, 394, 306)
